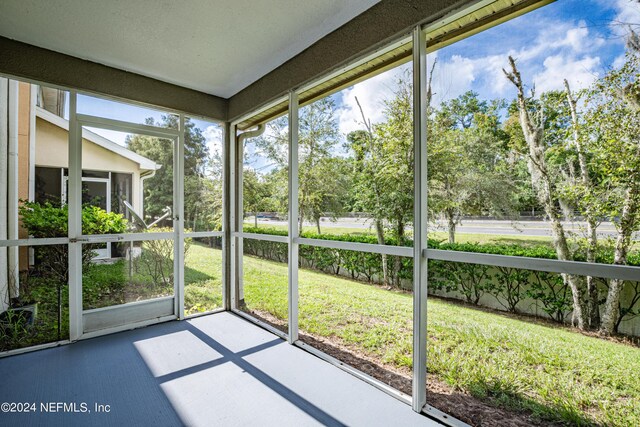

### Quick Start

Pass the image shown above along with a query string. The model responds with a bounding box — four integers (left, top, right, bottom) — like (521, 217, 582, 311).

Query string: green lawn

(230, 245, 638, 426)
(87, 243, 640, 425)
(81, 242, 224, 316)
(184, 243, 223, 315)
(429, 231, 553, 246)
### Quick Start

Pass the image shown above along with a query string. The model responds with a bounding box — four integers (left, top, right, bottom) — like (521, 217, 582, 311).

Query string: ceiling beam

(0, 36, 227, 121)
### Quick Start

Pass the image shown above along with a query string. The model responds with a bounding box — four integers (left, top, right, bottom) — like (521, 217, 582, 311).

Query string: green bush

(19, 201, 128, 284)
(241, 226, 640, 326)
(136, 227, 192, 287)
(19, 201, 127, 238)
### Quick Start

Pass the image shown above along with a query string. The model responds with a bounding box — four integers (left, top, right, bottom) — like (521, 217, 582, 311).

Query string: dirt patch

(239, 308, 556, 427)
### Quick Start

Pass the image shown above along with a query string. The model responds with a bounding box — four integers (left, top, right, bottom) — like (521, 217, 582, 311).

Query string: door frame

(68, 96, 184, 339)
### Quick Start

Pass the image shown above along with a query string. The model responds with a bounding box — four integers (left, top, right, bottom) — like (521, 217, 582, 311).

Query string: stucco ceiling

(0, 0, 380, 98)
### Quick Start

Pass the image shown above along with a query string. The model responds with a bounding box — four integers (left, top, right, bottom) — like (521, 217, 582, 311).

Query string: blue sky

(337, 0, 640, 136)
(74, 94, 223, 158)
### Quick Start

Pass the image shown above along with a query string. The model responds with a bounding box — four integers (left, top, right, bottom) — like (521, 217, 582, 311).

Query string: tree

(297, 98, 347, 233)
(429, 91, 516, 243)
(252, 97, 348, 233)
(585, 47, 640, 335)
(127, 116, 213, 229)
(561, 80, 604, 328)
(504, 57, 588, 329)
(303, 156, 350, 234)
(347, 127, 390, 285)
(347, 72, 414, 286)
(243, 167, 278, 227)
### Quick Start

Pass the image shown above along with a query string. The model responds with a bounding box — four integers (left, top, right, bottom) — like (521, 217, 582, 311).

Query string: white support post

(0, 78, 8, 313)
(288, 91, 299, 344)
(222, 122, 231, 310)
(28, 85, 37, 268)
(229, 124, 239, 309)
(236, 127, 244, 305)
(28, 84, 36, 202)
(412, 25, 429, 413)
(68, 92, 83, 340)
(7, 81, 19, 298)
(175, 115, 185, 319)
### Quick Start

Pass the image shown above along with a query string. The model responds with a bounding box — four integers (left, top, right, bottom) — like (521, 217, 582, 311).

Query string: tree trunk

(298, 205, 304, 233)
(393, 220, 404, 288)
(505, 57, 586, 329)
(316, 217, 321, 235)
(565, 80, 600, 328)
(375, 219, 388, 286)
(600, 278, 624, 335)
(447, 213, 456, 244)
(586, 219, 600, 328)
(254, 211, 258, 228)
(599, 57, 640, 335)
(600, 186, 638, 335)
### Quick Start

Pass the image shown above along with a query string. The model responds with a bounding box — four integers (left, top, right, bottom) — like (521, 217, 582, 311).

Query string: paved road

(432, 220, 625, 238)
(248, 217, 638, 240)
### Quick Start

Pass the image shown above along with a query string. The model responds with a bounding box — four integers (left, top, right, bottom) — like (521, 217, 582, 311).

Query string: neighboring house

(1, 82, 160, 312)
(24, 84, 160, 259)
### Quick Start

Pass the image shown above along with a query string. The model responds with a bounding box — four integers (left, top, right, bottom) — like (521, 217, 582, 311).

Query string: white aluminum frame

(230, 94, 290, 320)
(229, 123, 239, 309)
(296, 237, 413, 257)
(175, 115, 186, 319)
(287, 90, 300, 344)
(70, 113, 181, 337)
(235, 232, 288, 243)
(68, 91, 83, 340)
(222, 6, 640, 423)
(426, 249, 640, 281)
(412, 25, 429, 412)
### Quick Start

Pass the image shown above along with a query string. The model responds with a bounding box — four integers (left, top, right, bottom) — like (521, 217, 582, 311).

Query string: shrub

(19, 201, 128, 284)
(241, 226, 640, 326)
(525, 271, 572, 323)
(136, 227, 192, 287)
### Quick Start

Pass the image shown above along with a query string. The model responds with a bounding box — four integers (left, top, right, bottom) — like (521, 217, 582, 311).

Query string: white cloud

(611, 0, 640, 36)
(612, 53, 627, 69)
(430, 15, 608, 102)
(337, 64, 409, 136)
(203, 125, 223, 157)
(429, 53, 476, 105)
(532, 55, 601, 92)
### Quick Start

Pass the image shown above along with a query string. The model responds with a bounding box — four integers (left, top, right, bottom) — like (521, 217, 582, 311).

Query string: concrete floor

(0, 312, 439, 426)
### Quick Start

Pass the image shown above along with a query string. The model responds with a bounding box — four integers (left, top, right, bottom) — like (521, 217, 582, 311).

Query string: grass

(237, 247, 639, 426)
(2, 242, 222, 352)
(429, 231, 553, 246)
(80, 242, 223, 316)
(184, 243, 223, 315)
(63, 243, 640, 424)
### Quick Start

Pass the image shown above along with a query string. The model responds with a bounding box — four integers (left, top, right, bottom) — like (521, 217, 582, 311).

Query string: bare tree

(504, 56, 587, 329)
(355, 96, 389, 286)
(597, 49, 640, 335)
(564, 80, 601, 328)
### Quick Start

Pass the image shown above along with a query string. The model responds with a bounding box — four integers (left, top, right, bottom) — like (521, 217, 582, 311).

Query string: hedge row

(242, 227, 640, 330)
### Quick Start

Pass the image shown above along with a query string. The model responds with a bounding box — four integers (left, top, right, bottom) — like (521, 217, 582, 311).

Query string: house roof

(36, 106, 161, 172)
